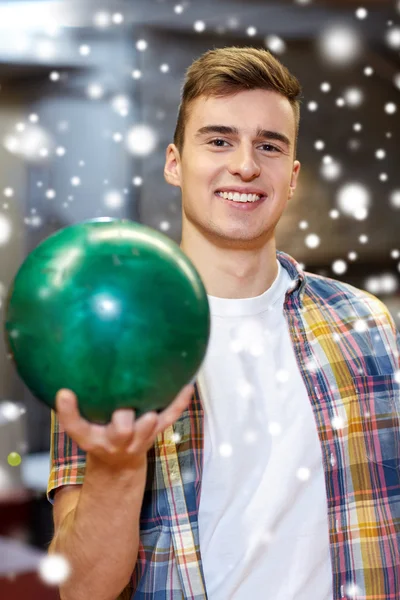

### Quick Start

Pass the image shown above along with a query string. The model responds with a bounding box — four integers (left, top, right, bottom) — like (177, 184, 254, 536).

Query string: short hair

(173, 46, 302, 156)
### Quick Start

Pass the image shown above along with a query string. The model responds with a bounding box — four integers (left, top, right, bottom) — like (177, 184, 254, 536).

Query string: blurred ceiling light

(0, 2, 64, 33)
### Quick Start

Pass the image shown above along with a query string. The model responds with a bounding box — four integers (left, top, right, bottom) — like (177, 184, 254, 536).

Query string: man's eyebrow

(195, 125, 239, 137)
(257, 129, 291, 149)
(195, 125, 291, 148)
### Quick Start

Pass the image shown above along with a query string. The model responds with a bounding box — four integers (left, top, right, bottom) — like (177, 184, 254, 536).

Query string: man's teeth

(216, 191, 262, 203)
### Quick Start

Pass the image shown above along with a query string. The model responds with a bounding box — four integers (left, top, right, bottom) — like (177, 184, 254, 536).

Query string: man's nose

(227, 146, 261, 180)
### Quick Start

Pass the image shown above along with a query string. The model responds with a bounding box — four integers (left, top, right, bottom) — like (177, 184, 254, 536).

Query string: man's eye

(261, 144, 280, 152)
(209, 139, 228, 147)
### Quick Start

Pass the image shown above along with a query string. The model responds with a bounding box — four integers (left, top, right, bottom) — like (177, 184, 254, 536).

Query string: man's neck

(180, 228, 278, 300)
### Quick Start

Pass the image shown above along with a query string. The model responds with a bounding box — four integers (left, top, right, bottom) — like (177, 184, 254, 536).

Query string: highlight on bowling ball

(4, 218, 210, 424)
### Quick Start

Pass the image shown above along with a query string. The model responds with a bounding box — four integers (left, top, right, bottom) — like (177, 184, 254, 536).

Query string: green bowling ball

(4, 218, 210, 423)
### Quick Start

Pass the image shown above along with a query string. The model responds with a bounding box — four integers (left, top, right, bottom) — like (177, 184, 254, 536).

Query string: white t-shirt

(197, 260, 333, 600)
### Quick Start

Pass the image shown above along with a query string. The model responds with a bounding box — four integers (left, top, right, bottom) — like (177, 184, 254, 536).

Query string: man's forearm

(49, 454, 147, 600)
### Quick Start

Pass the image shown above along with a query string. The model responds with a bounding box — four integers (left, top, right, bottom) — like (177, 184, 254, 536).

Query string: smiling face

(164, 88, 301, 250)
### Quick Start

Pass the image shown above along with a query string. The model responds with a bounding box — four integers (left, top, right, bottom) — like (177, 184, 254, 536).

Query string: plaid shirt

(48, 250, 400, 600)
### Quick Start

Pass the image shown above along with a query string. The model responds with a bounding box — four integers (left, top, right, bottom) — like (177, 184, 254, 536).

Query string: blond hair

(174, 46, 302, 155)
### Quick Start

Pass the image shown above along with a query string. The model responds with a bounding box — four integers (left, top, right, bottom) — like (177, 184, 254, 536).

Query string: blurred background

(0, 0, 399, 596)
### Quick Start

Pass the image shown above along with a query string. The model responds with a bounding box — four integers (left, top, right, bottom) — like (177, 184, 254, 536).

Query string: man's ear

(288, 160, 301, 199)
(164, 143, 182, 188)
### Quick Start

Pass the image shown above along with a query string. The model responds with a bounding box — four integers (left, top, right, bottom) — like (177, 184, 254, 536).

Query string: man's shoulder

(303, 270, 392, 321)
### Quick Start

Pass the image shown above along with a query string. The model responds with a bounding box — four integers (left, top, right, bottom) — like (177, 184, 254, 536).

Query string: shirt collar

(276, 250, 307, 307)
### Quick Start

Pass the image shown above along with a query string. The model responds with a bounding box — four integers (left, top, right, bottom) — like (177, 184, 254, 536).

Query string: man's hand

(55, 384, 194, 470)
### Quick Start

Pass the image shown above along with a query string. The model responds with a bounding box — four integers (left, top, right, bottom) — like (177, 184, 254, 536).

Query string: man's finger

(55, 389, 96, 448)
(106, 409, 136, 447)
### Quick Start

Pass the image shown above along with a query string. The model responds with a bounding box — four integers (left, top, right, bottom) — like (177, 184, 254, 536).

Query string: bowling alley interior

(0, 0, 399, 598)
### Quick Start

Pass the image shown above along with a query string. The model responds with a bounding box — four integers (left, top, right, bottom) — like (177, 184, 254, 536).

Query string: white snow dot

(344, 582, 363, 598)
(71, 177, 81, 186)
(314, 140, 325, 150)
(329, 209, 340, 219)
(276, 369, 290, 383)
(136, 39, 148, 51)
(247, 26, 257, 37)
(393, 73, 400, 90)
(359, 234, 368, 244)
(94, 11, 110, 28)
(243, 429, 258, 444)
(386, 27, 400, 50)
(375, 149, 386, 159)
(79, 45, 91, 56)
(305, 233, 320, 249)
(265, 35, 286, 54)
(390, 190, 400, 208)
(126, 125, 157, 156)
(365, 276, 380, 294)
(355, 7, 368, 19)
(364, 66, 374, 76)
(194, 20, 206, 32)
(336, 182, 370, 219)
(112, 13, 124, 24)
(348, 251, 357, 261)
(332, 260, 347, 275)
(318, 25, 362, 66)
(385, 102, 397, 114)
(308, 101, 318, 111)
(354, 319, 368, 332)
(331, 415, 345, 430)
(174, 5, 184, 14)
(49, 71, 60, 81)
(320, 82, 331, 93)
(160, 63, 169, 73)
(381, 274, 398, 293)
(320, 157, 342, 181)
(305, 359, 318, 372)
(269, 422, 282, 436)
(132, 176, 143, 186)
(296, 467, 311, 481)
(343, 87, 363, 107)
(3, 188, 13, 197)
(104, 190, 123, 209)
(132, 69, 142, 79)
(299, 220, 308, 230)
(56, 146, 66, 156)
(219, 443, 232, 457)
(159, 221, 170, 231)
(46, 189, 56, 199)
(87, 83, 104, 99)
(0, 401, 23, 422)
(38, 554, 71, 586)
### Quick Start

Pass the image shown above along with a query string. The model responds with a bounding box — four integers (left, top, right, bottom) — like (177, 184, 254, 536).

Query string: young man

(47, 47, 400, 600)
